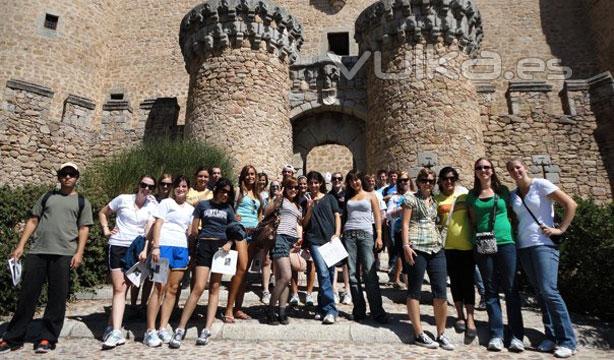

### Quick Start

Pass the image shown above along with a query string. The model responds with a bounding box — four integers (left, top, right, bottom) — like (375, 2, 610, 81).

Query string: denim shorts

(271, 234, 298, 259)
(159, 246, 189, 270)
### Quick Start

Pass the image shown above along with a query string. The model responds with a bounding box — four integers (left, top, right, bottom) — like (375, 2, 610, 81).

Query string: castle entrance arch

(292, 110, 366, 175)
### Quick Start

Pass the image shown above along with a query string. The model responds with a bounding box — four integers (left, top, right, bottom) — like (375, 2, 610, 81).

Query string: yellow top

(187, 187, 213, 206)
(435, 189, 473, 251)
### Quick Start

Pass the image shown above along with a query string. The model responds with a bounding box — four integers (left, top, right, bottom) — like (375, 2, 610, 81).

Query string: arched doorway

(292, 110, 366, 174)
(306, 144, 354, 177)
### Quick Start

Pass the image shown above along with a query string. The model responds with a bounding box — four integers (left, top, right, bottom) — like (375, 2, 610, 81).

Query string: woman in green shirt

(466, 158, 524, 352)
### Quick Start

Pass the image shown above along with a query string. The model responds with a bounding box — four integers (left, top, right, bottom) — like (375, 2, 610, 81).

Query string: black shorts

(196, 239, 228, 268)
(108, 245, 128, 271)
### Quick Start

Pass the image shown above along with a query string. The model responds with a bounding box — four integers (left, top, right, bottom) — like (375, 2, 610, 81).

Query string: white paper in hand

(319, 235, 348, 268)
(211, 249, 238, 276)
(150, 258, 170, 284)
(8, 258, 22, 286)
(126, 261, 150, 287)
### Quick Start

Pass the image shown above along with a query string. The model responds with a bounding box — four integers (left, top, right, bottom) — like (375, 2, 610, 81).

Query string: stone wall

(586, 0, 614, 74)
(479, 75, 613, 201)
(306, 144, 354, 178)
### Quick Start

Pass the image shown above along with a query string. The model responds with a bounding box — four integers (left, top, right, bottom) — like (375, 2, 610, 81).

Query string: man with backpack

(0, 162, 93, 354)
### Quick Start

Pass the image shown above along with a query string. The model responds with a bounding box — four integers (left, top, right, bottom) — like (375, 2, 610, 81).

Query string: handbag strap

(488, 194, 499, 232)
(517, 186, 542, 227)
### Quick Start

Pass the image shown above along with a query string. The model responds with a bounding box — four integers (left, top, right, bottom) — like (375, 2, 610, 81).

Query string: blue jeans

(474, 265, 485, 296)
(344, 230, 385, 318)
(310, 243, 338, 317)
(518, 245, 576, 349)
(475, 243, 524, 340)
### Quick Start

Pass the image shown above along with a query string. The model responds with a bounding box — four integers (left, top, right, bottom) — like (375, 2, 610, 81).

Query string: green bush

(558, 198, 614, 321)
(80, 138, 234, 197)
(0, 139, 234, 315)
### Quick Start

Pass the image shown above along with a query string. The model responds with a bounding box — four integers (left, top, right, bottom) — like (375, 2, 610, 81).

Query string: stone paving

(1, 268, 612, 359)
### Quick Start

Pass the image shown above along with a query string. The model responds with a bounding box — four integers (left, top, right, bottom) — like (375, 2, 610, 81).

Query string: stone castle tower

(0, 0, 613, 201)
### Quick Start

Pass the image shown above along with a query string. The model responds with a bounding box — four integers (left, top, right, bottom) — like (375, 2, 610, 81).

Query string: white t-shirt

(155, 198, 194, 248)
(510, 178, 559, 249)
(108, 194, 159, 247)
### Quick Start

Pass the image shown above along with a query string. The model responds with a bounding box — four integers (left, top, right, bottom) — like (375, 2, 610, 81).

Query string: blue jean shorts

(159, 246, 189, 270)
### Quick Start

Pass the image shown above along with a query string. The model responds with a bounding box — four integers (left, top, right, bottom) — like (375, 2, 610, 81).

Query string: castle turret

(179, 0, 304, 175)
(355, 0, 485, 175)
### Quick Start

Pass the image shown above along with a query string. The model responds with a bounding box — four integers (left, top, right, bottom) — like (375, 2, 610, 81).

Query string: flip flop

(233, 310, 252, 320)
(222, 315, 235, 324)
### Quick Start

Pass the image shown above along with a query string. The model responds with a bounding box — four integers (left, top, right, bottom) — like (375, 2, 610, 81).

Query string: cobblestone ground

(1, 264, 612, 359)
(2, 338, 613, 359)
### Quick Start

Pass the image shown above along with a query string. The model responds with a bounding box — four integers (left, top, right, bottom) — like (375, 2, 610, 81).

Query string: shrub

(0, 139, 234, 315)
(558, 198, 614, 321)
(80, 138, 234, 197)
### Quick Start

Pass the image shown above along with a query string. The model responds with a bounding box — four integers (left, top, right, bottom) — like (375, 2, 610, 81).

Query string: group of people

(0, 159, 578, 358)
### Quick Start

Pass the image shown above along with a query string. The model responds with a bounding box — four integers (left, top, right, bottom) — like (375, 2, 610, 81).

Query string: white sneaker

(102, 329, 125, 350)
(487, 337, 504, 351)
(195, 329, 211, 346)
(509, 337, 525, 352)
(289, 293, 299, 305)
(143, 329, 162, 347)
(537, 339, 556, 353)
(333, 292, 340, 304)
(341, 292, 352, 305)
(158, 329, 172, 344)
(169, 328, 185, 349)
(102, 325, 113, 342)
(322, 314, 336, 324)
(437, 333, 455, 351)
(554, 346, 576, 358)
(261, 291, 271, 304)
(305, 293, 314, 306)
(414, 332, 438, 349)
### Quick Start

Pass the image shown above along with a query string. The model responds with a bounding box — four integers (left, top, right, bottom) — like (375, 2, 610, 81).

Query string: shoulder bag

(252, 198, 283, 250)
(475, 194, 498, 255)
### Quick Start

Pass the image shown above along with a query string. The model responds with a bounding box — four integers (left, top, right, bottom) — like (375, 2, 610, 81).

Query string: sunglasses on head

(418, 179, 435, 185)
(140, 182, 155, 190)
(475, 165, 492, 171)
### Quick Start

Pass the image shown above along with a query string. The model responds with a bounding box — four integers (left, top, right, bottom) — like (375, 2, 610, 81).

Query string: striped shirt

(402, 192, 443, 254)
(277, 199, 302, 238)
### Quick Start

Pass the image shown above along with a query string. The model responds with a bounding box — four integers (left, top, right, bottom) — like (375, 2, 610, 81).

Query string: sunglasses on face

(58, 171, 78, 178)
(442, 176, 457, 182)
(160, 182, 172, 187)
(219, 188, 231, 195)
(475, 165, 492, 171)
(398, 178, 410, 183)
(418, 179, 435, 185)
(140, 182, 155, 190)
(286, 185, 299, 190)
(332, 177, 343, 181)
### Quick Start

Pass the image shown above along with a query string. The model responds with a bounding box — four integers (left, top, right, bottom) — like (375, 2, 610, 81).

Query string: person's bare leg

(290, 271, 299, 296)
(146, 282, 164, 330)
(407, 298, 423, 335)
(225, 240, 249, 318)
(454, 301, 465, 322)
(205, 273, 224, 330)
(110, 271, 129, 330)
(433, 298, 448, 336)
(159, 270, 185, 330)
(306, 261, 315, 294)
(176, 266, 209, 330)
(465, 304, 476, 331)
(342, 264, 350, 294)
(140, 278, 153, 307)
(262, 250, 272, 293)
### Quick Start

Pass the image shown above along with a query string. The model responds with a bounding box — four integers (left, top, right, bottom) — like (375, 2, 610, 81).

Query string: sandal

(233, 310, 252, 320)
(222, 315, 235, 324)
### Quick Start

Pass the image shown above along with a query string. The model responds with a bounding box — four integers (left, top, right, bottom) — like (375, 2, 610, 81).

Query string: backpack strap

(39, 190, 56, 216)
